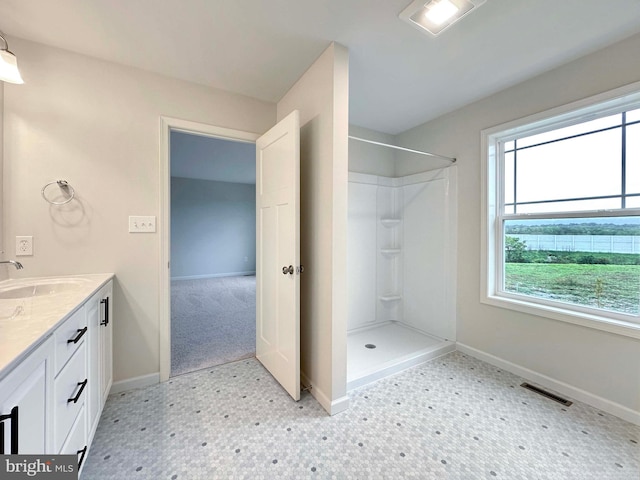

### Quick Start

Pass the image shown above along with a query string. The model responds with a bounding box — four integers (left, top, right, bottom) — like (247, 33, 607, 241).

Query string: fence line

(510, 234, 640, 254)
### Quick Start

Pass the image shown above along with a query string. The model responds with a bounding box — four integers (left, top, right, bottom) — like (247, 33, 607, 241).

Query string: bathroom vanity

(0, 274, 113, 473)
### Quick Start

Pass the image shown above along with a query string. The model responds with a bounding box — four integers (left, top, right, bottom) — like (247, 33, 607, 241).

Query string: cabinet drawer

(59, 403, 87, 471)
(53, 343, 87, 452)
(54, 307, 87, 375)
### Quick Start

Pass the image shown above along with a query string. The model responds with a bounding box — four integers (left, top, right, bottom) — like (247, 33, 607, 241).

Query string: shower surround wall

(347, 167, 456, 341)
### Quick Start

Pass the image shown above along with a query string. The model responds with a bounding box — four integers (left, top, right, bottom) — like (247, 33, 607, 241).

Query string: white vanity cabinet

(0, 336, 53, 454)
(86, 281, 113, 439)
(53, 306, 88, 462)
(0, 276, 113, 473)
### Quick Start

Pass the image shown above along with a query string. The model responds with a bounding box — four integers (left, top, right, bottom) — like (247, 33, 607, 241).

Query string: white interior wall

(348, 126, 396, 176)
(396, 32, 640, 418)
(347, 123, 456, 340)
(347, 126, 397, 332)
(401, 170, 456, 341)
(347, 176, 378, 330)
(2, 37, 275, 384)
(376, 179, 401, 323)
(276, 43, 350, 415)
(347, 168, 456, 340)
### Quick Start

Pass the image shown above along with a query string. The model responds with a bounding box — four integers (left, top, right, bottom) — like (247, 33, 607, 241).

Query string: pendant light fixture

(0, 32, 24, 84)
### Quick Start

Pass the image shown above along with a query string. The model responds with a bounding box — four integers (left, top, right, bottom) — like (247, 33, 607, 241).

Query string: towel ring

(41, 180, 75, 205)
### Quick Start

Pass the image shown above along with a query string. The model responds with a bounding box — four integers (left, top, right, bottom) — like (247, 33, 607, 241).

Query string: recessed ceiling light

(425, 0, 459, 26)
(399, 0, 486, 37)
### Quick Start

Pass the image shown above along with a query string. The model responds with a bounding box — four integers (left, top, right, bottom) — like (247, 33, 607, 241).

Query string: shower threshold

(347, 322, 455, 391)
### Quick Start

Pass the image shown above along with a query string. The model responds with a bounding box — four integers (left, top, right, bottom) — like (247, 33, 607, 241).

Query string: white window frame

(481, 81, 640, 340)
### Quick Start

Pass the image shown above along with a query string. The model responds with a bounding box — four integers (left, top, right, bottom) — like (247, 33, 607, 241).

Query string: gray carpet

(170, 275, 256, 377)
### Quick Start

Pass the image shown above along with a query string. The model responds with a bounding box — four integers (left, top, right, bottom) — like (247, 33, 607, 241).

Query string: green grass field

(504, 263, 640, 315)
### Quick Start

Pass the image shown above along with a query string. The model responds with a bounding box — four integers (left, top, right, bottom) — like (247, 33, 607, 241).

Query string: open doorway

(169, 129, 257, 377)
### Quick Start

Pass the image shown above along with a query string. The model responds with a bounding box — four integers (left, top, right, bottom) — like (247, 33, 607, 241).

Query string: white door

(255, 110, 300, 401)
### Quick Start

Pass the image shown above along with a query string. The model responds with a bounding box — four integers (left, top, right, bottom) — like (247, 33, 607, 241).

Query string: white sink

(0, 302, 25, 319)
(0, 279, 87, 299)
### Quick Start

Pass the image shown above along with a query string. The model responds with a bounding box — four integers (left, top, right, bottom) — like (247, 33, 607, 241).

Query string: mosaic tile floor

(82, 352, 639, 479)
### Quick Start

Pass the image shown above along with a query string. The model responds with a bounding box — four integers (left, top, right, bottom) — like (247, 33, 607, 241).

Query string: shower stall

(347, 134, 457, 390)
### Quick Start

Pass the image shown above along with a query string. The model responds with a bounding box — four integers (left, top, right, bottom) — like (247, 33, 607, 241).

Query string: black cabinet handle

(100, 297, 109, 326)
(67, 379, 88, 404)
(77, 445, 88, 469)
(0, 406, 19, 454)
(67, 327, 87, 344)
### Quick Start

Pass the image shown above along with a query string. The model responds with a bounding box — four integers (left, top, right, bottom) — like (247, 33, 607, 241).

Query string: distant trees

(503, 236, 640, 265)
(504, 223, 640, 236)
(505, 236, 527, 263)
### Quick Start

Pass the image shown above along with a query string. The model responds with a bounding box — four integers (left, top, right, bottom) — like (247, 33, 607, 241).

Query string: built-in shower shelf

(380, 218, 401, 228)
(379, 294, 402, 303)
(380, 248, 401, 256)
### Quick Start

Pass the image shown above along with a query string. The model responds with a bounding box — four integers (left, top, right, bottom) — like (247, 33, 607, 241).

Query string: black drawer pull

(100, 297, 109, 326)
(67, 327, 87, 344)
(77, 445, 88, 469)
(0, 406, 19, 454)
(67, 379, 88, 404)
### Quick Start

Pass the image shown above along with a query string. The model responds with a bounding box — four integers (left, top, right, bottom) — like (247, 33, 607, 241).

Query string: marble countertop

(0, 273, 114, 380)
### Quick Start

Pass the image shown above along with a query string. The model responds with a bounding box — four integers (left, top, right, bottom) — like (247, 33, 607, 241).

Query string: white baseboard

(171, 271, 256, 281)
(329, 395, 350, 415)
(110, 373, 160, 395)
(301, 371, 350, 416)
(456, 343, 640, 426)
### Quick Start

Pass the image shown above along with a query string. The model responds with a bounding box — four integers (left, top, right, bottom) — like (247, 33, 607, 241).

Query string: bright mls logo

(0, 456, 76, 480)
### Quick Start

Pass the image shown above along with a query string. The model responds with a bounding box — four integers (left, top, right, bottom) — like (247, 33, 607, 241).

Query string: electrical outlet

(129, 216, 157, 233)
(16, 236, 33, 256)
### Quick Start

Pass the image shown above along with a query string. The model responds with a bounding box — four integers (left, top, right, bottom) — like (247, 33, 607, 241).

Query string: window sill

(481, 294, 640, 340)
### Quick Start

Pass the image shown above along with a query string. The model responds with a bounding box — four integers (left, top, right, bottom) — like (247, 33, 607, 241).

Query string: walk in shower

(347, 133, 457, 390)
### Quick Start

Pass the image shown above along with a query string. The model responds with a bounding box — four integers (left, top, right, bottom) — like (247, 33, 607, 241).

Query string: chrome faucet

(0, 260, 24, 270)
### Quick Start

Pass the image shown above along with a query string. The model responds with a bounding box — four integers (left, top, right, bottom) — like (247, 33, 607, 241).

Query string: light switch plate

(16, 236, 33, 256)
(129, 216, 156, 233)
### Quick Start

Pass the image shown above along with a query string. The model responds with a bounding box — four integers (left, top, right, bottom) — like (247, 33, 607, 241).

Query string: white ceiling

(2, 0, 640, 134)
(171, 131, 256, 184)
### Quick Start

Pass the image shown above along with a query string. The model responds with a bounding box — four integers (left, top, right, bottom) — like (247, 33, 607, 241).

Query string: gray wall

(171, 177, 256, 279)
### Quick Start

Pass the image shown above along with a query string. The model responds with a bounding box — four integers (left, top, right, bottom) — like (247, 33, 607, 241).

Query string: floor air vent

(521, 383, 573, 406)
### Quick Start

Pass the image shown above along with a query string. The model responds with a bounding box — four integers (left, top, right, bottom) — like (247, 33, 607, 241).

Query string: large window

(482, 85, 640, 336)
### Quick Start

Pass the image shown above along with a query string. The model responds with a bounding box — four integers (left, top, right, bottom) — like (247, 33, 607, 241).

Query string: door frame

(159, 116, 260, 382)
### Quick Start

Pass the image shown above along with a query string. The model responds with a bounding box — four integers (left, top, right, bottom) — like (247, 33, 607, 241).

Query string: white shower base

(347, 322, 455, 391)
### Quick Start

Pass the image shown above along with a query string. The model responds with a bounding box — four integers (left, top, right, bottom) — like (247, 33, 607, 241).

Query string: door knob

(282, 265, 294, 275)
